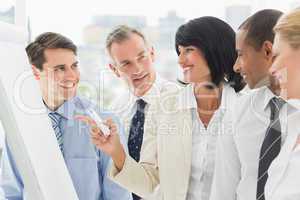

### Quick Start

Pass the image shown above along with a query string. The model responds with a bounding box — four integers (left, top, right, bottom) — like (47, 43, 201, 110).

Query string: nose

(64, 67, 78, 80)
(233, 59, 241, 73)
(131, 61, 144, 75)
(177, 52, 185, 67)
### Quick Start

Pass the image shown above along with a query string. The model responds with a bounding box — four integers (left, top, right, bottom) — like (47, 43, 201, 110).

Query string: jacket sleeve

(108, 107, 160, 198)
(100, 114, 132, 200)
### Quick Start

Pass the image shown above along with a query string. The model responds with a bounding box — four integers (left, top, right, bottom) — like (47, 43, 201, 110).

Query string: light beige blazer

(109, 84, 237, 200)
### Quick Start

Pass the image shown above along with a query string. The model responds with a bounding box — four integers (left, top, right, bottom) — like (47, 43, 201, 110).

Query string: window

(0, 0, 15, 24)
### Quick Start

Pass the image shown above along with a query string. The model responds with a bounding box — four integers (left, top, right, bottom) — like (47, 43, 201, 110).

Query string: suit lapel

(180, 108, 193, 197)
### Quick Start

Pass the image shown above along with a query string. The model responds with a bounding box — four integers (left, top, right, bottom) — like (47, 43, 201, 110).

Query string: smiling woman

(269, 8, 300, 100)
(265, 8, 300, 200)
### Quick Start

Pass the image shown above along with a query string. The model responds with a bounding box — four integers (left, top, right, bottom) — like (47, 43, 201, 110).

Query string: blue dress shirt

(0, 96, 132, 200)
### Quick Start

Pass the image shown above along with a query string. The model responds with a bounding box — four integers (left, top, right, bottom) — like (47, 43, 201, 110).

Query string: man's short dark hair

(239, 9, 283, 50)
(25, 32, 77, 70)
(175, 16, 245, 92)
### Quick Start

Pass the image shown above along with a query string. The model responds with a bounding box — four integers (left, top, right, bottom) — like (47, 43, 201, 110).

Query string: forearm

(111, 145, 126, 171)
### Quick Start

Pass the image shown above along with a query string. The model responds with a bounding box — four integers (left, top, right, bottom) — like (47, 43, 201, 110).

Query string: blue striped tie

(48, 112, 64, 154)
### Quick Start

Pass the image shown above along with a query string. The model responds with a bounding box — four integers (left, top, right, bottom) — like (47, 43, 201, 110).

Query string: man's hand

(75, 115, 126, 171)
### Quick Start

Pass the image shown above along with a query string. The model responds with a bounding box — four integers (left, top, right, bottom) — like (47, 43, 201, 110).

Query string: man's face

(109, 33, 156, 97)
(269, 34, 300, 100)
(33, 48, 80, 107)
(234, 29, 272, 89)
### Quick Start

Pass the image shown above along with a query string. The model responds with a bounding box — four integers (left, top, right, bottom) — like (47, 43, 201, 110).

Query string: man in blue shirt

(0, 32, 132, 200)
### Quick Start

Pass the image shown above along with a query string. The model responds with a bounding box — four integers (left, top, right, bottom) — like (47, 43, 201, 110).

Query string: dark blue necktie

(256, 97, 285, 200)
(128, 99, 147, 200)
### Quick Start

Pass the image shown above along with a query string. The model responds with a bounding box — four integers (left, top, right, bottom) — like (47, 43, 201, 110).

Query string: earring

(224, 76, 229, 82)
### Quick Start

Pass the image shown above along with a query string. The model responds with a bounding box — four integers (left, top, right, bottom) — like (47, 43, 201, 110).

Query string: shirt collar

(45, 96, 80, 120)
(130, 74, 166, 106)
(287, 99, 300, 111)
(177, 83, 233, 112)
(260, 86, 277, 111)
(177, 83, 197, 110)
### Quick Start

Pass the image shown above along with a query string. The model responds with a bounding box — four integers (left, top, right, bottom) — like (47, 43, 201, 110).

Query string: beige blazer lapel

(180, 108, 193, 196)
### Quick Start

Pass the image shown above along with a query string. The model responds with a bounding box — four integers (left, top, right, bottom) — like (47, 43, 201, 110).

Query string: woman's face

(270, 33, 300, 100)
(177, 45, 212, 85)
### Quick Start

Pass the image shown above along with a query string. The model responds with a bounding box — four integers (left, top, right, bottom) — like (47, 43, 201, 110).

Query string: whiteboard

(0, 21, 79, 199)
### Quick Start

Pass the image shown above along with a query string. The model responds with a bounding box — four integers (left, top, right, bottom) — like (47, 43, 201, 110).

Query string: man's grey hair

(105, 25, 147, 55)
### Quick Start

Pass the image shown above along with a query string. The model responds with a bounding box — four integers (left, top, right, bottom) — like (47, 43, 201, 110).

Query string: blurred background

(1, 0, 300, 162)
(2, 0, 300, 107)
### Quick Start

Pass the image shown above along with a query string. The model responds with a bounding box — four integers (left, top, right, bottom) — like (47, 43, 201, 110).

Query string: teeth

(134, 74, 147, 80)
(60, 83, 74, 88)
(183, 67, 191, 72)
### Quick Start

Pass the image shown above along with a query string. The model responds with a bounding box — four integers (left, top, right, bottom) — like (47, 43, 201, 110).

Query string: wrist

(111, 145, 126, 171)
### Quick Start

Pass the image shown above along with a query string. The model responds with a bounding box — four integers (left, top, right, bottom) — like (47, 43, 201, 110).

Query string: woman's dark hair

(175, 16, 245, 92)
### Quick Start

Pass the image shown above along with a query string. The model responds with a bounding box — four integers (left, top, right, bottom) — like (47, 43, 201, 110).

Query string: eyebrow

(119, 50, 146, 64)
(71, 61, 79, 66)
(137, 50, 146, 56)
(53, 64, 65, 69)
(52, 61, 78, 69)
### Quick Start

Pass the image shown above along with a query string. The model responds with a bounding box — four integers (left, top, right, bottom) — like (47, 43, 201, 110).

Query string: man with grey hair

(106, 25, 170, 200)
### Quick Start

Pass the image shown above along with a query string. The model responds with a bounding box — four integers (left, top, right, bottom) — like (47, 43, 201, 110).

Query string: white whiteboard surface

(0, 21, 79, 200)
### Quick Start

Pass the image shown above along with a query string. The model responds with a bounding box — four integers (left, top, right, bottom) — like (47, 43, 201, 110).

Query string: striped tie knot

(269, 97, 285, 120)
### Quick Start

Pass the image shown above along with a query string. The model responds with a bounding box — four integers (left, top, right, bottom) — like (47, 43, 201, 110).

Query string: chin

(182, 77, 192, 83)
(134, 86, 149, 97)
(183, 74, 201, 83)
(62, 90, 76, 100)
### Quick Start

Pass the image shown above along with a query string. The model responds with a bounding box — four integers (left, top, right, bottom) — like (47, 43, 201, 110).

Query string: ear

(262, 41, 273, 61)
(108, 63, 121, 78)
(149, 46, 155, 62)
(31, 65, 41, 80)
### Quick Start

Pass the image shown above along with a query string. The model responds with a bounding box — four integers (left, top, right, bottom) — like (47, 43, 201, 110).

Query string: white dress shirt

(287, 99, 300, 111)
(169, 83, 235, 200)
(183, 84, 229, 200)
(210, 86, 288, 200)
(265, 99, 300, 200)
